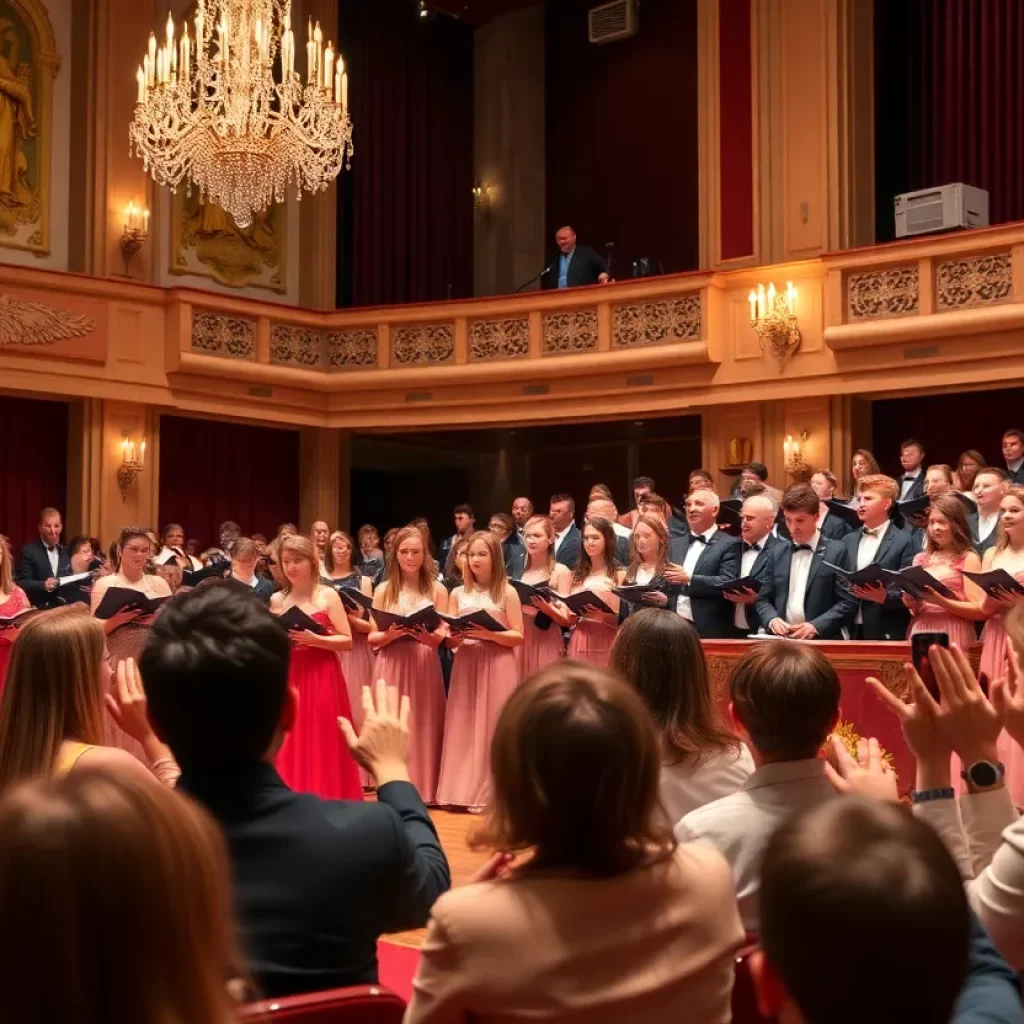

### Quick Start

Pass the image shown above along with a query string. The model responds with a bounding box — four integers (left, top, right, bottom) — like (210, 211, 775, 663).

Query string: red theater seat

(239, 984, 405, 1024)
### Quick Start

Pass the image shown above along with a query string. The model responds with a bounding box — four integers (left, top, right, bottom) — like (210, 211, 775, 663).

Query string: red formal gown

(0, 586, 30, 700)
(277, 611, 364, 802)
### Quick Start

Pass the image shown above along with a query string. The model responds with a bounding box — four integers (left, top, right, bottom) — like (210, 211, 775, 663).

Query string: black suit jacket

(968, 512, 1000, 558)
(555, 522, 582, 568)
(755, 536, 857, 639)
(179, 765, 450, 999)
(541, 245, 607, 289)
(841, 525, 915, 640)
(732, 534, 778, 637)
(897, 473, 926, 503)
(1009, 464, 1024, 485)
(820, 511, 854, 541)
(671, 530, 741, 639)
(16, 539, 71, 607)
(504, 539, 526, 579)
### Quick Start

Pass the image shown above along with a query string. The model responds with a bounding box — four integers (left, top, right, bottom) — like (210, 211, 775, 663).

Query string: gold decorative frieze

(936, 253, 1012, 311)
(392, 324, 455, 365)
(270, 325, 321, 368)
(846, 266, 919, 321)
(543, 310, 598, 355)
(327, 329, 377, 370)
(0, 294, 94, 346)
(469, 317, 529, 361)
(613, 295, 702, 348)
(190, 311, 255, 359)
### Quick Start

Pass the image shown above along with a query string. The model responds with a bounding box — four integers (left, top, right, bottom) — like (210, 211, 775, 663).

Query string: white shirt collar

(554, 523, 574, 542)
(743, 758, 826, 791)
(694, 523, 718, 542)
(232, 573, 259, 588)
(1009, 458, 1023, 472)
(861, 520, 890, 539)
(903, 468, 922, 479)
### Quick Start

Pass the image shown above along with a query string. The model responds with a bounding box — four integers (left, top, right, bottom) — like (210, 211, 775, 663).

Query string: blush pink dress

(373, 589, 447, 804)
(276, 610, 363, 802)
(435, 588, 519, 810)
(566, 573, 619, 669)
(908, 552, 977, 649)
(333, 574, 377, 790)
(515, 571, 565, 681)
(0, 586, 29, 700)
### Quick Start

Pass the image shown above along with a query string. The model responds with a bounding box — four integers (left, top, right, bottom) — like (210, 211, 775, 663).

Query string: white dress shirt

(899, 469, 922, 500)
(1009, 458, 1023, 476)
(553, 524, 574, 555)
(660, 745, 755, 824)
(676, 525, 718, 621)
(612, 521, 632, 540)
(158, 546, 202, 571)
(734, 536, 767, 631)
(233, 573, 260, 588)
(784, 531, 820, 625)
(44, 543, 59, 575)
(675, 758, 835, 931)
(854, 520, 889, 624)
(978, 511, 1000, 542)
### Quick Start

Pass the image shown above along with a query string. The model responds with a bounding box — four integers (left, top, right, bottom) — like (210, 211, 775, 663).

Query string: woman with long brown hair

(514, 515, 572, 678)
(0, 769, 242, 1024)
(369, 525, 449, 803)
(0, 607, 178, 789)
(270, 534, 361, 801)
(566, 516, 623, 668)
(955, 448, 986, 494)
(903, 493, 986, 649)
(436, 530, 524, 810)
(610, 609, 752, 822)
(851, 448, 880, 487)
(405, 662, 743, 1023)
(0, 534, 30, 696)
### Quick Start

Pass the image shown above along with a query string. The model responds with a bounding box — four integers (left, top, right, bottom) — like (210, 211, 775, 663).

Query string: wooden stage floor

(384, 806, 488, 949)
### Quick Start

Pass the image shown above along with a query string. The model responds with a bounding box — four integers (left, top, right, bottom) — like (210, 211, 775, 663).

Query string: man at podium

(542, 225, 610, 289)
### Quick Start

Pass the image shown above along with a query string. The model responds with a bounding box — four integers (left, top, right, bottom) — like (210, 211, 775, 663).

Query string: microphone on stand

(516, 261, 554, 293)
(604, 242, 615, 281)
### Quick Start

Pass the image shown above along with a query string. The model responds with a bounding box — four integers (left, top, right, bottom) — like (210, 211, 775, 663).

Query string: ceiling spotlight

(418, 0, 428, 16)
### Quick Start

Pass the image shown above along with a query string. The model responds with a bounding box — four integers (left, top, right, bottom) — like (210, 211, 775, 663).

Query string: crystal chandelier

(129, 0, 353, 229)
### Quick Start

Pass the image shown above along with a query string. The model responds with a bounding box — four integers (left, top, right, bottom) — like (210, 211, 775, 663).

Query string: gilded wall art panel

(846, 266, 919, 321)
(191, 311, 255, 359)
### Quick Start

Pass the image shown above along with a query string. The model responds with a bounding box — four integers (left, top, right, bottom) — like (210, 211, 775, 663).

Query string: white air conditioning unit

(588, 0, 638, 44)
(894, 183, 989, 238)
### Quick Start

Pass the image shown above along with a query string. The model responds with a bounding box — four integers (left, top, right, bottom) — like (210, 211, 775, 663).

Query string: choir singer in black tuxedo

(723, 496, 778, 637)
(755, 484, 856, 640)
(1003, 428, 1024, 484)
(663, 488, 740, 639)
(550, 493, 582, 568)
(15, 506, 71, 608)
(541, 226, 611, 289)
(141, 585, 451, 999)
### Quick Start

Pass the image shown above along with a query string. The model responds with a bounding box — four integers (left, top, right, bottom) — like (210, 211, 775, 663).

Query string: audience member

(15, 506, 70, 608)
(0, 769, 243, 1024)
(611, 609, 753, 821)
(405, 661, 743, 1023)
(1003, 429, 1024, 485)
(140, 585, 451, 997)
(676, 641, 840, 930)
(898, 438, 927, 501)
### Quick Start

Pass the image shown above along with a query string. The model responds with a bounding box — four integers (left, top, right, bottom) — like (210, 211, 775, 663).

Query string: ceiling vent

(588, 0, 638, 44)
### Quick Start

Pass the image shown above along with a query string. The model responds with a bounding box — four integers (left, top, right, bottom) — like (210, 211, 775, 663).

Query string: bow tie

(691, 534, 708, 544)
(743, 543, 762, 553)
(864, 527, 883, 538)
(903, 475, 917, 482)
(793, 543, 814, 552)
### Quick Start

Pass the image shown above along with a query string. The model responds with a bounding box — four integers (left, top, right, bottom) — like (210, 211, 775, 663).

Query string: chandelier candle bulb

(136, 66, 145, 102)
(748, 290, 756, 321)
(757, 283, 766, 319)
(767, 282, 776, 309)
(786, 281, 795, 315)
(180, 31, 190, 80)
(341, 71, 348, 109)
(323, 43, 333, 91)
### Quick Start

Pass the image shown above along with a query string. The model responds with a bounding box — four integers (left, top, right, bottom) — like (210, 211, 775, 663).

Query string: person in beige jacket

(403, 661, 744, 1024)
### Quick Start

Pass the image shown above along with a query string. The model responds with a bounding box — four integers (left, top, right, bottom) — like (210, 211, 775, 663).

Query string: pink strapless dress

(567, 618, 618, 668)
(0, 587, 29, 702)
(277, 610, 363, 802)
(517, 605, 565, 680)
(908, 553, 977, 649)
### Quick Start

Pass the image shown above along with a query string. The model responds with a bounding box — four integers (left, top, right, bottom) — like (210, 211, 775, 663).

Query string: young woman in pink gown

(436, 531, 524, 810)
(904, 494, 986, 649)
(270, 534, 362, 801)
(566, 516, 623, 669)
(370, 526, 449, 804)
(91, 527, 174, 763)
(977, 486, 1024, 805)
(514, 515, 572, 680)
(0, 535, 30, 699)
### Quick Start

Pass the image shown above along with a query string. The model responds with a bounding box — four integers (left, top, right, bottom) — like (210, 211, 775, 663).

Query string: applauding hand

(824, 735, 898, 803)
(338, 679, 411, 786)
(991, 640, 1024, 750)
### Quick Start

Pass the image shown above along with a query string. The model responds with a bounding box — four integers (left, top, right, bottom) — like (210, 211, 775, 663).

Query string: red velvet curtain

(337, 1, 474, 308)
(875, 0, 1024, 240)
(0, 395, 67, 560)
(158, 415, 300, 550)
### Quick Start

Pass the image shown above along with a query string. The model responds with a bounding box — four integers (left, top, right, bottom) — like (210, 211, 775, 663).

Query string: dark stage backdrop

(0, 395, 67, 559)
(545, 0, 700, 278)
(337, 0, 474, 308)
(871, 387, 1024, 478)
(159, 415, 300, 549)
(874, 0, 1024, 242)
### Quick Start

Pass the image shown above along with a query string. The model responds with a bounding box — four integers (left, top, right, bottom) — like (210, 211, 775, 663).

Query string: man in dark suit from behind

(1002, 429, 1024, 485)
(16, 505, 71, 608)
(541, 225, 611, 290)
(141, 586, 451, 999)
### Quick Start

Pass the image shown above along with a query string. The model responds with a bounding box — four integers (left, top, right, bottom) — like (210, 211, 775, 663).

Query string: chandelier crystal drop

(129, 0, 353, 230)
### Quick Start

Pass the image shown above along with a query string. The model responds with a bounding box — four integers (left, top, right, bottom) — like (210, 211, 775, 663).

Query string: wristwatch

(960, 760, 1005, 790)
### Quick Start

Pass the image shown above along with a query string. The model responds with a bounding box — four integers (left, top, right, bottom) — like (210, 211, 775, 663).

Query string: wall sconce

(120, 201, 150, 277)
(749, 280, 800, 363)
(472, 183, 494, 210)
(117, 432, 147, 502)
(784, 431, 810, 477)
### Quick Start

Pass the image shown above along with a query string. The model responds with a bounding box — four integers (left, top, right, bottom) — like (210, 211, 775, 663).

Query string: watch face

(969, 761, 1000, 788)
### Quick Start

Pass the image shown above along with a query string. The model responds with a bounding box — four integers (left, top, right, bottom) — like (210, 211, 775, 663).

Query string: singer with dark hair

(541, 225, 610, 289)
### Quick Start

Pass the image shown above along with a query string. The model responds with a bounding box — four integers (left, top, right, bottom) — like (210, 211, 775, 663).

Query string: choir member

(971, 467, 1009, 556)
(438, 505, 475, 569)
(219, 521, 241, 552)
(154, 561, 183, 595)
(0, 534, 30, 697)
(619, 476, 655, 530)
(324, 530, 375, 752)
(264, 538, 286, 589)
(270, 534, 362, 801)
(158, 523, 201, 570)
(514, 515, 572, 677)
(15, 507, 69, 609)
(1003, 428, 1024, 484)
(850, 449, 880, 491)
(488, 512, 523, 576)
(955, 449, 986, 494)
(810, 470, 852, 540)
(277, 523, 299, 540)
(723, 496, 777, 637)
(436, 530, 523, 810)
(755, 485, 856, 640)
(925, 464, 955, 497)
(977, 485, 1024, 804)
(904, 494, 985, 649)
(550, 493, 582, 568)
(688, 469, 715, 494)
(370, 525, 449, 803)
(310, 520, 330, 567)
(841, 474, 915, 641)
(566, 516, 623, 667)
(410, 517, 436, 559)
(511, 497, 534, 539)
(229, 537, 276, 602)
(63, 535, 97, 605)
(91, 526, 174, 761)
(621, 514, 670, 620)
(357, 523, 384, 567)
(443, 536, 470, 591)
(898, 439, 927, 502)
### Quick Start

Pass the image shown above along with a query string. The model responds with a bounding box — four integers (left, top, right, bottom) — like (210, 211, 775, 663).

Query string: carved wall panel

(612, 295, 702, 348)
(0, 292, 92, 345)
(270, 325, 321, 368)
(190, 311, 255, 359)
(392, 324, 455, 365)
(469, 317, 529, 360)
(846, 266, 919, 320)
(327, 328, 378, 370)
(936, 253, 1012, 311)
(542, 310, 598, 354)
